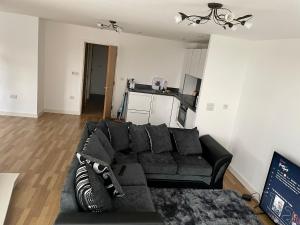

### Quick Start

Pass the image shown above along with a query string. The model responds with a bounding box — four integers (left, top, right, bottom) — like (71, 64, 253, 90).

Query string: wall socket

(206, 103, 215, 111)
(72, 71, 79, 75)
(9, 94, 18, 99)
(69, 96, 75, 100)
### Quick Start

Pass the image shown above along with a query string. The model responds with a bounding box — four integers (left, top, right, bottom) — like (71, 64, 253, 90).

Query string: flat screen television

(260, 152, 300, 225)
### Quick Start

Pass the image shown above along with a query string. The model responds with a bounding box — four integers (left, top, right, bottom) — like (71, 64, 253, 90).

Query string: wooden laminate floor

(0, 113, 274, 225)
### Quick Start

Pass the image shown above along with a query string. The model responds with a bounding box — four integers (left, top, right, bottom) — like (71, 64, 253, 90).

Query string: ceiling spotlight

(175, 2, 253, 30)
(97, 20, 122, 32)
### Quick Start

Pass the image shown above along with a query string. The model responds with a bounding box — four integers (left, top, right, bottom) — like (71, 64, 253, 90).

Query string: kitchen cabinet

(126, 92, 152, 125)
(182, 48, 207, 79)
(185, 108, 197, 129)
(126, 92, 176, 127)
(127, 92, 152, 111)
(169, 97, 180, 128)
(149, 95, 173, 126)
(126, 110, 149, 125)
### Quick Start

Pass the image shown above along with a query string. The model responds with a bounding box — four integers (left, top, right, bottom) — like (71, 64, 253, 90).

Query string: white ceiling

(1, 0, 300, 42)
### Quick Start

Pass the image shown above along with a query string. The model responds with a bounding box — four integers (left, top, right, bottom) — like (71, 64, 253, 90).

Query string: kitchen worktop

(128, 84, 197, 111)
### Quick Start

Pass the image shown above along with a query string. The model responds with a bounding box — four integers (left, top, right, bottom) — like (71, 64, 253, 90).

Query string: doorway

(81, 43, 117, 119)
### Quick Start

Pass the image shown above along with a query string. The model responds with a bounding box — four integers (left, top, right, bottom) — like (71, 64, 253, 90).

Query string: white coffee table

(0, 173, 19, 225)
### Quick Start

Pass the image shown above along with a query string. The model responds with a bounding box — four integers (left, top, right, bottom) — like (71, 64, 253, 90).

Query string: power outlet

(9, 94, 18, 99)
(72, 71, 79, 76)
(223, 104, 229, 110)
(206, 103, 215, 111)
(69, 96, 75, 100)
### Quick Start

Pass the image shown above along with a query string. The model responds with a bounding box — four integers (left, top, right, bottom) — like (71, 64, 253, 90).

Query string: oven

(177, 104, 187, 127)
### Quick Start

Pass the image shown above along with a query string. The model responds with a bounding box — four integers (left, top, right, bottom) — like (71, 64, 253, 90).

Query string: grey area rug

(150, 188, 262, 225)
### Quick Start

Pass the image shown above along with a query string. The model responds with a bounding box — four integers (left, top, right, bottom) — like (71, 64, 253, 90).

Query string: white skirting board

(43, 109, 80, 115)
(228, 166, 260, 201)
(0, 111, 38, 118)
(0, 173, 19, 225)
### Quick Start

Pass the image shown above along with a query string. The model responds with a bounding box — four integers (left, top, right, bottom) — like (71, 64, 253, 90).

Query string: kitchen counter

(128, 84, 197, 112)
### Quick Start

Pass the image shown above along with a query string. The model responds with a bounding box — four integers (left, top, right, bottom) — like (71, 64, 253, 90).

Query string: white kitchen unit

(149, 94, 173, 126)
(127, 92, 152, 111)
(126, 92, 152, 125)
(182, 48, 207, 79)
(185, 108, 197, 129)
(169, 97, 180, 128)
(126, 110, 150, 125)
(126, 91, 178, 127)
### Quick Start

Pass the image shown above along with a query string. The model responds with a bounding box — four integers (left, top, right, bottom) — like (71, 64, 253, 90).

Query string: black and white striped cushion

(76, 153, 124, 198)
(75, 163, 112, 212)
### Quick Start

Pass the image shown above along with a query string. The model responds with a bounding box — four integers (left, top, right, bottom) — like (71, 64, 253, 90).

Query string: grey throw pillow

(171, 128, 202, 155)
(106, 121, 131, 152)
(77, 153, 124, 198)
(94, 129, 115, 161)
(83, 133, 112, 165)
(96, 120, 110, 138)
(129, 124, 150, 153)
(145, 124, 173, 154)
(75, 162, 112, 212)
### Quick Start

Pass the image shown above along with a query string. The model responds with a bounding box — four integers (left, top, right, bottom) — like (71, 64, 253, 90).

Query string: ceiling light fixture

(175, 3, 253, 30)
(97, 20, 122, 32)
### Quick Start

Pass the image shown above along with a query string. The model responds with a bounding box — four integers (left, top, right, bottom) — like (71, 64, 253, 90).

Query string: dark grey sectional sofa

(54, 121, 233, 225)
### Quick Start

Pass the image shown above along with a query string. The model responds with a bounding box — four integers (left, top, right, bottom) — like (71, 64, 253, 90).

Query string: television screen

(260, 152, 300, 225)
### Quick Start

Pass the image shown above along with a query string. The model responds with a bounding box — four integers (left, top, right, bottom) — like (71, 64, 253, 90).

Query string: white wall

(37, 19, 45, 114)
(89, 45, 107, 95)
(42, 20, 185, 116)
(230, 39, 300, 194)
(0, 12, 39, 117)
(195, 35, 250, 148)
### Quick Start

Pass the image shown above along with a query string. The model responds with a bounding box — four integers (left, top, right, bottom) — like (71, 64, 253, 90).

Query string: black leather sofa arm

(199, 135, 233, 189)
(54, 212, 163, 225)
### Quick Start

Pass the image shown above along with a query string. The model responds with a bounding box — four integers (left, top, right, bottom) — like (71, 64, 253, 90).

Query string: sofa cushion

(83, 133, 112, 164)
(77, 153, 124, 198)
(94, 129, 115, 161)
(106, 121, 131, 152)
(171, 128, 202, 155)
(86, 121, 97, 135)
(145, 124, 173, 154)
(129, 124, 150, 153)
(138, 152, 177, 175)
(112, 163, 147, 186)
(96, 120, 110, 138)
(114, 152, 138, 164)
(113, 186, 155, 212)
(172, 152, 212, 176)
(60, 157, 80, 213)
(75, 163, 112, 212)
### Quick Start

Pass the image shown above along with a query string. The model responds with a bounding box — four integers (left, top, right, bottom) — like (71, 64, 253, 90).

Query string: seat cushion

(138, 152, 177, 175)
(172, 152, 212, 176)
(112, 163, 147, 186)
(145, 124, 173, 153)
(171, 128, 203, 155)
(106, 121, 131, 152)
(113, 186, 155, 212)
(114, 152, 138, 164)
(129, 124, 150, 153)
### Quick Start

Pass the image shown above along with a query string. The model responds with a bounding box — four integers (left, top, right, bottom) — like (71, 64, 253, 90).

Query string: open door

(103, 46, 118, 119)
(82, 43, 93, 112)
